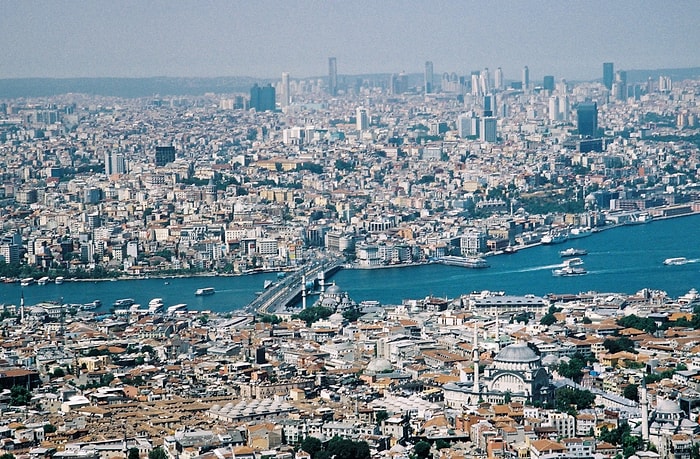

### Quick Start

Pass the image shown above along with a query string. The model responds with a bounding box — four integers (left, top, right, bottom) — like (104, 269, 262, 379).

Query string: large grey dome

(495, 342, 539, 363)
(656, 398, 683, 415)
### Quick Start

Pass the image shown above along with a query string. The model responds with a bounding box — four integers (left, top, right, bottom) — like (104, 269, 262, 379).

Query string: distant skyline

(2, 0, 700, 81)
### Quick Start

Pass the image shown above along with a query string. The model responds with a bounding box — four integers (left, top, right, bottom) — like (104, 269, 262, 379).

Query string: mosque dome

(656, 398, 683, 415)
(495, 342, 540, 363)
(366, 358, 393, 374)
(325, 283, 342, 295)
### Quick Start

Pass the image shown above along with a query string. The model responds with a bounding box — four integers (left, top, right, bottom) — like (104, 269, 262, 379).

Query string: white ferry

(663, 257, 688, 266)
(166, 303, 188, 315)
(195, 287, 216, 296)
(552, 266, 587, 277)
(113, 298, 136, 308)
(147, 298, 164, 314)
(559, 248, 588, 257)
(37, 276, 51, 285)
(563, 257, 585, 267)
(568, 227, 592, 239)
(54, 276, 64, 285)
(20, 278, 35, 287)
(541, 230, 569, 245)
(438, 256, 489, 269)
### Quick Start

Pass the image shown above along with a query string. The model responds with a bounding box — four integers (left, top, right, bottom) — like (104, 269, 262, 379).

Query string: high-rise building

(543, 75, 555, 92)
(483, 94, 495, 117)
(603, 62, 614, 90)
(614, 70, 627, 101)
(471, 72, 481, 96)
(494, 67, 503, 91)
(548, 96, 560, 122)
(155, 145, 176, 167)
(424, 61, 434, 94)
(280, 72, 290, 108)
(522, 66, 530, 90)
(356, 107, 368, 131)
(577, 102, 598, 137)
(104, 150, 126, 175)
(480, 68, 491, 94)
(480, 117, 497, 142)
(250, 83, 276, 111)
(328, 57, 338, 96)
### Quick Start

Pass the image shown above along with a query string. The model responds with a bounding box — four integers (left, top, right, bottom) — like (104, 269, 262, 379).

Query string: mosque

(443, 340, 553, 407)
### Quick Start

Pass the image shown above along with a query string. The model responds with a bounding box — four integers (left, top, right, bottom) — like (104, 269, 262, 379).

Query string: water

(2, 214, 699, 313)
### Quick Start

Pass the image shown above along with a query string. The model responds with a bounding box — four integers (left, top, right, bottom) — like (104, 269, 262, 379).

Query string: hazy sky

(2, 0, 699, 81)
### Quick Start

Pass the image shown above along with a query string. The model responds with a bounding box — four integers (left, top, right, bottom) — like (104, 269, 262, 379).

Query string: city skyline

(2, 0, 700, 81)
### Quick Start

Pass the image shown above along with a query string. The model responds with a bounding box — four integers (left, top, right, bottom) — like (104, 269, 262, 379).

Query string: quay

(249, 259, 344, 315)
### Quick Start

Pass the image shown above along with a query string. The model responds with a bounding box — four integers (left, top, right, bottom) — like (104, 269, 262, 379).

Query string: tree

(148, 447, 167, 459)
(603, 337, 637, 354)
(52, 367, 65, 378)
(555, 387, 595, 415)
(300, 437, 322, 459)
(435, 439, 450, 450)
(0, 453, 16, 459)
(623, 384, 639, 402)
(10, 385, 31, 406)
(413, 441, 432, 459)
(43, 424, 57, 434)
(128, 448, 140, 459)
(540, 312, 557, 326)
(293, 306, 333, 326)
(375, 410, 389, 425)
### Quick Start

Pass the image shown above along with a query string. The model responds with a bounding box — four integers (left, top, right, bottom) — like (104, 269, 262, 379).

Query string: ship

(568, 227, 593, 239)
(147, 298, 164, 314)
(503, 245, 519, 254)
(552, 266, 587, 277)
(37, 276, 51, 285)
(113, 298, 136, 308)
(195, 287, 216, 296)
(541, 230, 569, 245)
(439, 256, 489, 269)
(166, 303, 188, 315)
(54, 276, 64, 285)
(563, 257, 585, 267)
(559, 248, 588, 257)
(663, 257, 688, 266)
(20, 277, 35, 287)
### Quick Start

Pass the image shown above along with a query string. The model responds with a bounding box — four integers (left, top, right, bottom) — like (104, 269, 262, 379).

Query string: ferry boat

(552, 266, 587, 277)
(166, 303, 188, 315)
(20, 278, 35, 287)
(439, 256, 489, 269)
(563, 257, 585, 267)
(195, 287, 216, 296)
(663, 257, 688, 266)
(559, 248, 588, 257)
(113, 298, 136, 308)
(54, 276, 64, 285)
(568, 227, 592, 239)
(147, 298, 164, 314)
(81, 300, 101, 310)
(37, 276, 50, 285)
(541, 230, 569, 245)
(503, 246, 519, 254)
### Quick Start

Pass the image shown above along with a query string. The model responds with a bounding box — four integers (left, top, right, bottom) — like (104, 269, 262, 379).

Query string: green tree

(293, 306, 333, 326)
(0, 453, 16, 459)
(300, 437, 323, 459)
(10, 385, 31, 406)
(435, 439, 450, 450)
(555, 387, 595, 415)
(375, 410, 389, 425)
(413, 441, 432, 459)
(623, 384, 639, 402)
(52, 367, 65, 378)
(148, 447, 167, 459)
(43, 424, 57, 434)
(128, 448, 140, 459)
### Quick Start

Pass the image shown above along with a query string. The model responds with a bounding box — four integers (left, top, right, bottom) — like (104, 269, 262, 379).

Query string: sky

(2, 0, 700, 81)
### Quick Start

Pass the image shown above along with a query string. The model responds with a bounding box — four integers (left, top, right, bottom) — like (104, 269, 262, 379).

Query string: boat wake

(514, 264, 564, 273)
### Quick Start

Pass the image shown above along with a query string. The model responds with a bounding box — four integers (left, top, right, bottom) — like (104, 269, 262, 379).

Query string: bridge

(247, 259, 344, 315)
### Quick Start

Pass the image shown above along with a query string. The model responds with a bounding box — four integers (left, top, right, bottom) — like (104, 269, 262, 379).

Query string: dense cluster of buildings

(0, 61, 699, 459)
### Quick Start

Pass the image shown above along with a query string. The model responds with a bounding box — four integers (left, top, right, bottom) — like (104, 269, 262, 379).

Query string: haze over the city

(2, 0, 700, 81)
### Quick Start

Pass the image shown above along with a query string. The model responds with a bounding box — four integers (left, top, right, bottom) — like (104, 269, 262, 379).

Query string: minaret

(319, 271, 325, 293)
(641, 377, 650, 443)
(301, 274, 307, 309)
(494, 314, 500, 351)
(19, 290, 25, 323)
(472, 324, 480, 397)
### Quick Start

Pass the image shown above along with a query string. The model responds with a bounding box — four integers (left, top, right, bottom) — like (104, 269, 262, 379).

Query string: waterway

(2, 214, 699, 314)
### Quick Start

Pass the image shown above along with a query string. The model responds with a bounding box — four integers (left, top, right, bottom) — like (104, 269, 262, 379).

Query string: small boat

(20, 278, 35, 287)
(503, 246, 518, 254)
(553, 266, 587, 277)
(55, 276, 64, 285)
(664, 257, 688, 266)
(541, 230, 569, 245)
(37, 276, 50, 285)
(568, 227, 593, 239)
(195, 287, 215, 296)
(166, 303, 188, 315)
(82, 300, 101, 310)
(559, 248, 588, 257)
(439, 256, 489, 268)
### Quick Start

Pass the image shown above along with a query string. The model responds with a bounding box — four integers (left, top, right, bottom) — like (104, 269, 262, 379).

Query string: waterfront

(2, 213, 699, 313)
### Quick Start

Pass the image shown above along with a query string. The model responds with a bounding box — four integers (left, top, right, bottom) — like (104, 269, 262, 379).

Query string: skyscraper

(542, 75, 555, 92)
(328, 57, 338, 96)
(494, 67, 503, 91)
(280, 72, 290, 108)
(603, 62, 614, 90)
(105, 150, 126, 175)
(480, 117, 497, 142)
(250, 83, 276, 111)
(424, 61, 434, 94)
(155, 145, 176, 167)
(577, 102, 598, 137)
(614, 70, 627, 101)
(356, 107, 368, 131)
(522, 66, 530, 90)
